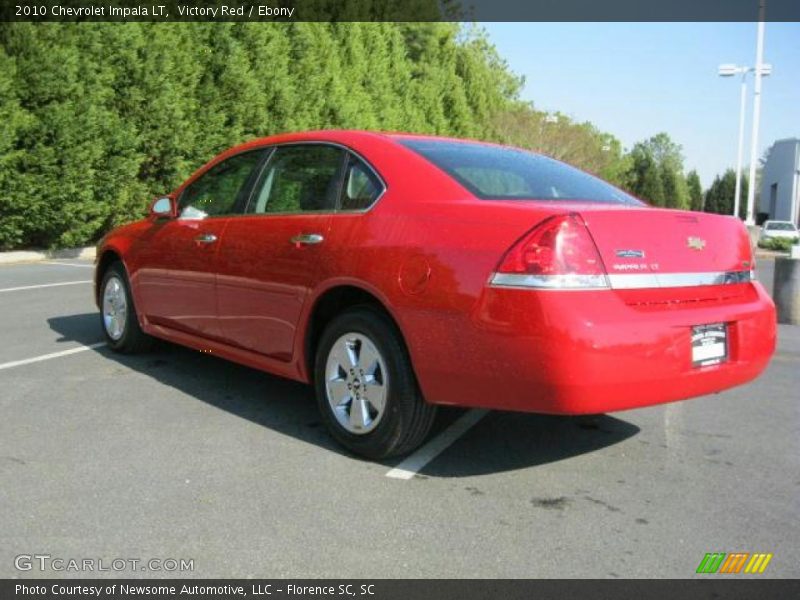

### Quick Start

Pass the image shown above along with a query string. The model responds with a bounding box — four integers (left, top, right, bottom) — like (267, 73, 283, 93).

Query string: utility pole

(745, 0, 767, 225)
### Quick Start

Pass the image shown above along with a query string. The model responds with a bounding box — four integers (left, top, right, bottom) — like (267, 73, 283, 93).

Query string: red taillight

(493, 214, 609, 289)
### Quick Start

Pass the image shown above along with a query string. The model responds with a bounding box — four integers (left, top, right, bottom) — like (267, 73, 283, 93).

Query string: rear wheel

(314, 306, 436, 459)
(100, 262, 152, 353)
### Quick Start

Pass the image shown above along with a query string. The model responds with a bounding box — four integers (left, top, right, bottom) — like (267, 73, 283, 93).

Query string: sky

(481, 22, 800, 187)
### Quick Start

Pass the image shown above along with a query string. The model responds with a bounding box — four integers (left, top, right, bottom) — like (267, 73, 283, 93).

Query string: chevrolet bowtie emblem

(687, 236, 706, 250)
(615, 249, 645, 258)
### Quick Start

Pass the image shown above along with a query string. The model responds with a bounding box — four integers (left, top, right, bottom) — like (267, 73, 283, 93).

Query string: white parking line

(0, 280, 92, 293)
(385, 409, 489, 480)
(41, 261, 95, 268)
(0, 343, 107, 371)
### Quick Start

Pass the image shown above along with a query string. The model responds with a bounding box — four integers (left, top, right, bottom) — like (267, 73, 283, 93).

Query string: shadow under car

(47, 312, 641, 477)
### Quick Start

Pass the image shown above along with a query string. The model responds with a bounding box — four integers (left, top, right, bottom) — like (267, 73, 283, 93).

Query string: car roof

(176, 130, 481, 197)
(223, 130, 512, 155)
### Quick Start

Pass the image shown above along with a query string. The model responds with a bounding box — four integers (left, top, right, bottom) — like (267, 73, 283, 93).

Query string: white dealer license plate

(691, 323, 728, 367)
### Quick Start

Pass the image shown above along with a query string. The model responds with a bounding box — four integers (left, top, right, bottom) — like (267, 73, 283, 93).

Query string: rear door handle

(291, 233, 324, 247)
(194, 233, 218, 244)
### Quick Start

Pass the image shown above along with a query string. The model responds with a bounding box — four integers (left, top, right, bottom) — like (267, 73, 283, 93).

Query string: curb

(755, 250, 788, 259)
(0, 246, 96, 265)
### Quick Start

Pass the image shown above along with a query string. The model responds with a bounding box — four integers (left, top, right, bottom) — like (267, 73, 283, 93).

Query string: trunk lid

(576, 206, 753, 283)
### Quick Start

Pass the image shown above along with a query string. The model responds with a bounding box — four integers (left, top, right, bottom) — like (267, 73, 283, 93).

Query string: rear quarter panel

(303, 148, 556, 399)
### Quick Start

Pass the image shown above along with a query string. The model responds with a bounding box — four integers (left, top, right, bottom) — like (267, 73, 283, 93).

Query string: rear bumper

(412, 282, 776, 414)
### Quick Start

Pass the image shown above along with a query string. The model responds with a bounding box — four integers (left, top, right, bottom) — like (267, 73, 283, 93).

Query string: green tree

(638, 156, 666, 207)
(0, 23, 140, 247)
(626, 145, 665, 206)
(660, 161, 690, 209)
(455, 25, 523, 137)
(237, 24, 295, 135)
(639, 132, 684, 171)
(686, 170, 703, 211)
(0, 44, 31, 249)
(704, 169, 748, 219)
(625, 133, 690, 208)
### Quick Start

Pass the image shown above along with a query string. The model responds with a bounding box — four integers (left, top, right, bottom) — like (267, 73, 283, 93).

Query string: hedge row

(0, 22, 522, 249)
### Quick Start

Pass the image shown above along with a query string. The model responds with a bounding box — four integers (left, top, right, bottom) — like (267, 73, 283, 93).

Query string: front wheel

(314, 306, 436, 459)
(100, 262, 153, 353)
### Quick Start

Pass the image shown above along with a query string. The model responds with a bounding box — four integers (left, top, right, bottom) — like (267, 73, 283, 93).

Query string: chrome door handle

(291, 233, 324, 246)
(194, 233, 218, 244)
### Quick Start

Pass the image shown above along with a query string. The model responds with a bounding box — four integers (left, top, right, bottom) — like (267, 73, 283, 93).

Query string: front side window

(179, 151, 263, 219)
(248, 145, 345, 214)
(340, 155, 383, 211)
(398, 138, 643, 205)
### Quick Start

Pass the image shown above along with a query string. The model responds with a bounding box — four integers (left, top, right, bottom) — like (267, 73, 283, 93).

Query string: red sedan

(95, 130, 776, 458)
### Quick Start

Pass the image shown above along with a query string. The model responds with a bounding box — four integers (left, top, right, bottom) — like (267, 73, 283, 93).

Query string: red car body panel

(135, 216, 228, 339)
(96, 130, 776, 415)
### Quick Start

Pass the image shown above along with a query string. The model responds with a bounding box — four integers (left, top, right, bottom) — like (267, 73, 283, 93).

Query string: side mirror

(150, 197, 175, 219)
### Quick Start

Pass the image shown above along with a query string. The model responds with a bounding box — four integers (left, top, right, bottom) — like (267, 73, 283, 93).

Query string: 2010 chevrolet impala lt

(94, 131, 777, 458)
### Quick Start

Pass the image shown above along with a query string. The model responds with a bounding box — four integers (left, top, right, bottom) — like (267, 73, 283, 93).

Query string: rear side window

(248, 145, 345, 214)
(398, 139, 642, 205)
(179, 150, 263, 218)
(340, 154, 383, 211)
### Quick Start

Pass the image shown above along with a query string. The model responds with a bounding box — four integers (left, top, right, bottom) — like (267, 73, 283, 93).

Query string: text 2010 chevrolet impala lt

(95, 131, 776, 458)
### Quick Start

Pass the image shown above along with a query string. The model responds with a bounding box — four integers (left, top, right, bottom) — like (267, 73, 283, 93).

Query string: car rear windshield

(766, 222, 796, 231)
(398, 138, 643, 205)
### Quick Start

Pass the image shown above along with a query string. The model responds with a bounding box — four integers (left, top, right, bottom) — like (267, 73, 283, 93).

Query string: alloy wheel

(324, 332, 388, 434)
(102, 275, 128, 341)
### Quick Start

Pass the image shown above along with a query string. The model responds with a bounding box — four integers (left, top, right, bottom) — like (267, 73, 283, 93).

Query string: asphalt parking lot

(0, 257, 797, 579)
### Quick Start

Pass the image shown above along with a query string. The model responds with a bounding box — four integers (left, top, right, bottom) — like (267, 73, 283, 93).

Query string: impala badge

(616, 249, 645, 258)
(687, 236, 706, 250)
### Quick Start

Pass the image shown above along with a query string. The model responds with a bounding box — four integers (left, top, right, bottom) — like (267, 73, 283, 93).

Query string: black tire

(99, 261, 153, 353)
(314, 306, 437, 459)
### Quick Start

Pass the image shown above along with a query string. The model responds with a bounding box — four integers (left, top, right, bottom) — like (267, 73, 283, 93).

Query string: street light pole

(719, 63, 770, 218)
(734, 71, 748, 219)
(745, 0, 767, 225)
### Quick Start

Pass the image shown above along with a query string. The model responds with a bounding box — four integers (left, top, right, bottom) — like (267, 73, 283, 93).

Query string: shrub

(0, 22, 526, 250)
(758, 237, 799, 252)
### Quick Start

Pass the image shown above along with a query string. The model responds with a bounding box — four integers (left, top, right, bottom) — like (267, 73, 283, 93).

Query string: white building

(759, 138, 800, 226)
